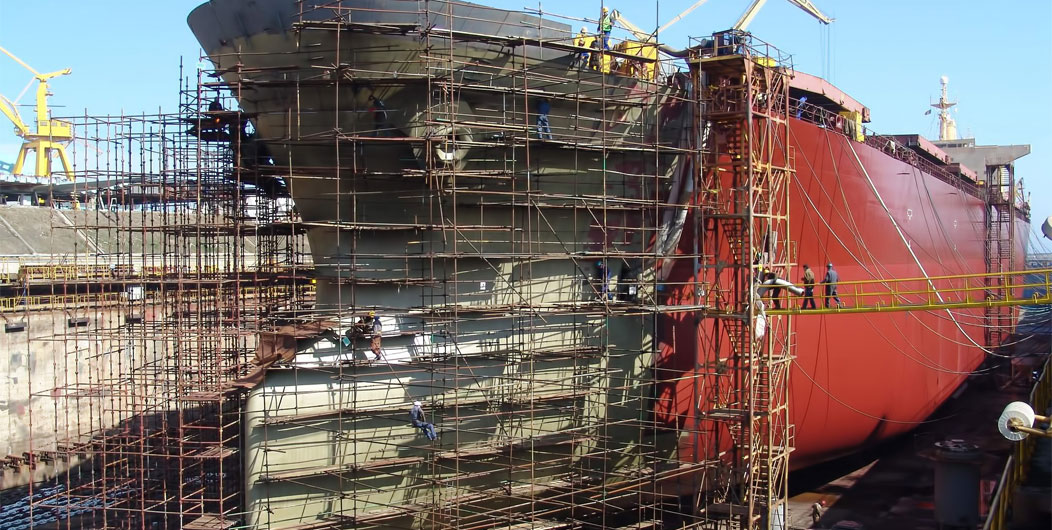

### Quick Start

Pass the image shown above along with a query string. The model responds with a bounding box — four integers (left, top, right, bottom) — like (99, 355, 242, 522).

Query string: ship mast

(931, 75, 957, 141)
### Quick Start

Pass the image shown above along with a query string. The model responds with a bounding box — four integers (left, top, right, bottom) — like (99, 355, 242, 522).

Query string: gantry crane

(0, 45, 74, 180)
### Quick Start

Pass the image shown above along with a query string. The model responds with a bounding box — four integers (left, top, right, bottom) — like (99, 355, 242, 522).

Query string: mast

(931, 75, 957, 141)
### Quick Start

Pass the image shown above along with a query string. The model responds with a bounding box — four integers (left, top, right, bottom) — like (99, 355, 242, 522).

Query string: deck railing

(786, 96, 982, 198)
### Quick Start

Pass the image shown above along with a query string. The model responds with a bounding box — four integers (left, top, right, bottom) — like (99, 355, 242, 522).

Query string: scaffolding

(8, 95, 309, 527)
(7, 0, 794, 526)
(8, 2, 1032, 530)
(229, 2, 695, 528)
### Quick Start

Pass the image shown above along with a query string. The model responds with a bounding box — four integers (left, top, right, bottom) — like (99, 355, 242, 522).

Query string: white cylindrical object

(998, 401, 1036, 441)
(755, 312, 767, 340)
(758, 278, 804, 296)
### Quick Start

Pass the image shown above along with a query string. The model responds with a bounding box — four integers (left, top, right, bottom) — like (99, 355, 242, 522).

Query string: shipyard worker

(354, 311, 375, 336)
(370, 312, 383, 361)
(574, 27, 593, 69)
(801, 264, 816, 309)
(823, 263, 842, 309)
(368, 95, 389, 137)
(762, 267, 783, 309)
(810, 499, 825, 526)
(188, 98, 229, 141)
(410, 401, 437, 441)
(594, 261, 613, 300)
(588, 39, 602, 71)
(597, 6, 613, 50)
(536, 99, 553, 140)
(795, 96, 808, 120)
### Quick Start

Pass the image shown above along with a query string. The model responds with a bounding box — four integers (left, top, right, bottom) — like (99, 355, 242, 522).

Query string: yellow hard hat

(602, 6, 609, 12)
(368, 310, 376, 317)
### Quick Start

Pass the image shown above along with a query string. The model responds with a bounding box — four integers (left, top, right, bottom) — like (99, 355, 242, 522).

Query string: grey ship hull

(189, 1, 691, 527)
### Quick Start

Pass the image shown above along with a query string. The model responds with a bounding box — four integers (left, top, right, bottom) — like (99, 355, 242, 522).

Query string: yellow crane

(608, 0, 831, 79)
(613, 0, 831, 42)
(733, 0, 833, 31)
(0, 45, 74, 180)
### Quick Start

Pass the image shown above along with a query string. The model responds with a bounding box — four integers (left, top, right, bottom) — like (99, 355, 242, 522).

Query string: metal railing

(786, 96, 982, 198)
(984, 354, 1052, 529)
(765, 267, 1052, 314)
(0, 292, 127, 313)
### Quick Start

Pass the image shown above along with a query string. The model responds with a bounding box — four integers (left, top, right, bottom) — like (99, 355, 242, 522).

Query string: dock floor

(787, 334, 1050, 529)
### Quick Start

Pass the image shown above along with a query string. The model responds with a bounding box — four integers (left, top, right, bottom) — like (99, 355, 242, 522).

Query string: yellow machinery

(607, 0, 832, 81)
(0, 45, 74, 180)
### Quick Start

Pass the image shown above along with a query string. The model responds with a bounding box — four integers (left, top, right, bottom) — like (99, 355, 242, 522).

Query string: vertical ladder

(985, 164, 1015, 350)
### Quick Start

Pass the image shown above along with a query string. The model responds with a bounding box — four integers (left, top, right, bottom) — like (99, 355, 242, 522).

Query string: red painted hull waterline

(658, 115, 1028, 471)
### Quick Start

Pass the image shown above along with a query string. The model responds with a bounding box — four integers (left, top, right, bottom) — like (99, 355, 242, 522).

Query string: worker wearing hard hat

(597, 6, 613, 50)
(574, 27, 594, 69)
(823, 263, 842, 308)
(410, 400, 437, 441)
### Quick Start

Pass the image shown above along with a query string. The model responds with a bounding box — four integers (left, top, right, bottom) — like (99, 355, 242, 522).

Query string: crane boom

(0, 94, 29, 137)
(0, 44, 41, 77)
(656, 0, 712, 36)
(614, 0, 713, 44)
(734, 0, 832, 31)
(610, 10, 652, 42)
(786, 0, 833, 24)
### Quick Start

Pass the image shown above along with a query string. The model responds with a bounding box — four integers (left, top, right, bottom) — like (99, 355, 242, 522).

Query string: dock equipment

(0, 44, 74, 179)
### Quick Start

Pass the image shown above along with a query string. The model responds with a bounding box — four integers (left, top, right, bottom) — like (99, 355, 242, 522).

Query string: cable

(846, 140, 1011, 358)
(791, 359, 961, 425)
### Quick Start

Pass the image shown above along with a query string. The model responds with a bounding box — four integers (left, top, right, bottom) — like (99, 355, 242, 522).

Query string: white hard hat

(580, 26, 588, 33)
(413, 401, 422, 406)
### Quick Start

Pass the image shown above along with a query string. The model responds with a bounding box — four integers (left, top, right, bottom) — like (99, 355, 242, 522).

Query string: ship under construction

(0, 1, 1047, 529)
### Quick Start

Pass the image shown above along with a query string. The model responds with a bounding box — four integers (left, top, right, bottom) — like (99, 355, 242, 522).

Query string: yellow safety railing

(765, 267, 1052, 315)
(0, 292, 127, 313)
(984, 355, 1051, 530)
(0, 282, 314, 314)
(5, 262, 308, 284)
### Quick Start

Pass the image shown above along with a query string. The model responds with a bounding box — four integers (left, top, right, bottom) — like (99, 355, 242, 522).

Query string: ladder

(985, 164, 1016, 350)
(691, 31, 795, 529)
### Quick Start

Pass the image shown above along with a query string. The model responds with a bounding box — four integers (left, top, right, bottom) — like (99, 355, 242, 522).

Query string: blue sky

(1, 0, 1049, 243)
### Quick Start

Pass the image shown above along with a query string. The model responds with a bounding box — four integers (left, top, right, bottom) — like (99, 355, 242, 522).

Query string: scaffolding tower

(984, 163, 1016, 350)
(689, 33, 795, 528)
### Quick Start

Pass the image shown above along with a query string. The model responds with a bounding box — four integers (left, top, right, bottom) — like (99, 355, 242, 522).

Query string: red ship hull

(658, 117, 1028, 470)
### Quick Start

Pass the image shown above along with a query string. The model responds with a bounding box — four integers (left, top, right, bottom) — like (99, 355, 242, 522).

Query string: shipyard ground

(787, 334, 1052, 529)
